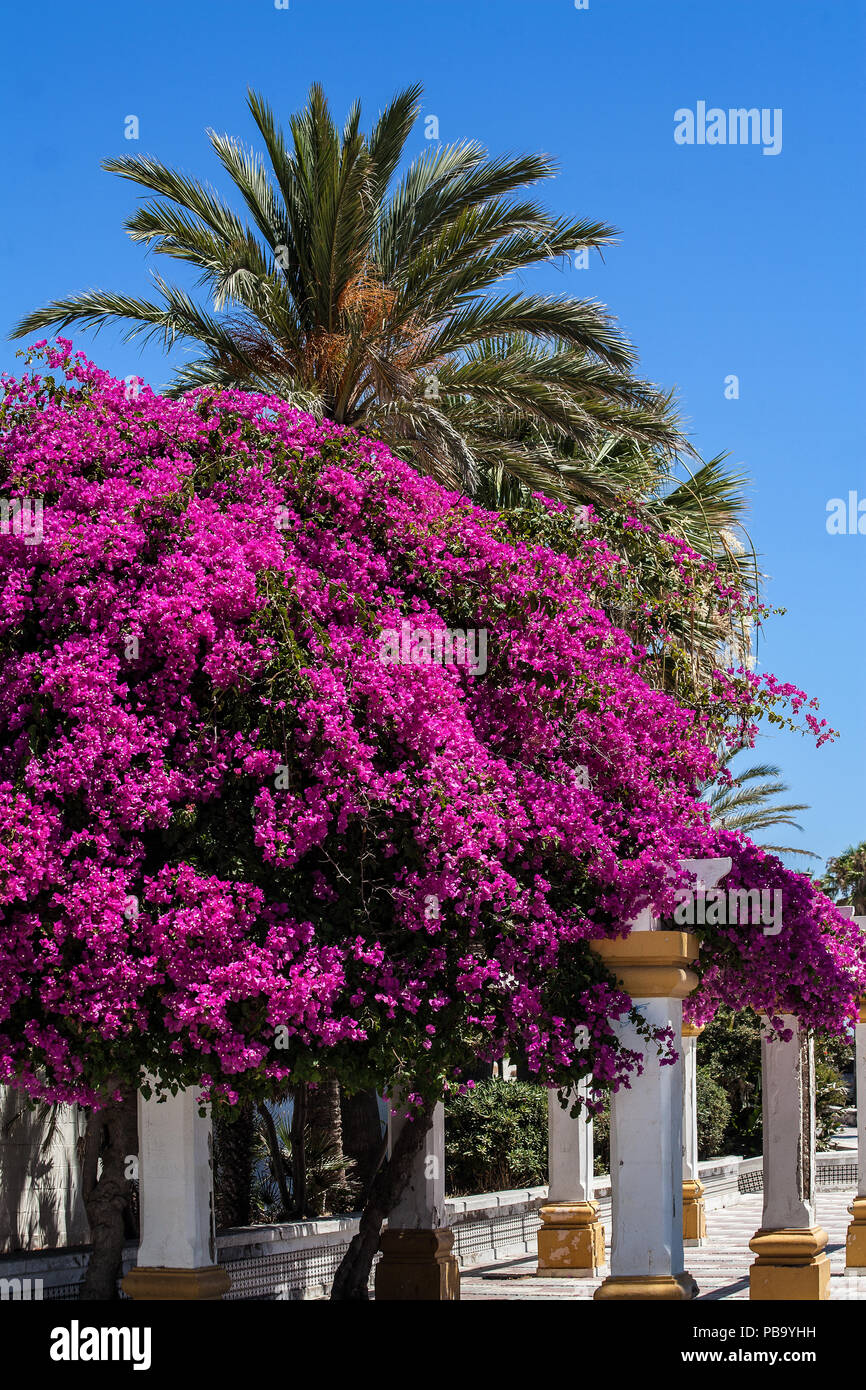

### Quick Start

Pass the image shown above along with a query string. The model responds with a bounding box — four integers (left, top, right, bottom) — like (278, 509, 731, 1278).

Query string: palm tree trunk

(213, 1100, 255, 1229)
(306, 1072, 345, 1211)
(257, 1101, 292, 1218)
(340, 1087, 384, 1197)
(80, 1092, 137, 1300)
(290, 1083, 309, 1217)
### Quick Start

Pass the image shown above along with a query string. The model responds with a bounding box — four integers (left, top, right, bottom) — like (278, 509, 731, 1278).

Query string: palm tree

(820, 843, 866, 915)
(251, 1098, 358, 1221)
(12, 83, 680, 497)
(702, 743, 818, 861)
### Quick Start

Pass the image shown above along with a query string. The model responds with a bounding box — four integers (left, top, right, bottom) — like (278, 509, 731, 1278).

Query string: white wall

(0, 1087, 89, 1253)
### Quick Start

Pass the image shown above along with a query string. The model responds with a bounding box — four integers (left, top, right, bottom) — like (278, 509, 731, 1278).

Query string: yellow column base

(845, 1196, 866, 1268)
(374, 1228, 460, 1301)
(536, 1201, 605, 1277)
(122, 1265, 231, 1300)
(594, 1273, 697, 1301)
(749, 1226, 830, 1300)
(683, 1179, 707, 1244)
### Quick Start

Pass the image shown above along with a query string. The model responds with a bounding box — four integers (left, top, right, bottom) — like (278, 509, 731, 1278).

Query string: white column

(749, 1016, 829, 1299)
(856, 1012, 866, 1198)
(547, 1083, 594, 1204)
(682, 1034, 700, 1186)
(593, 910, 698, 1299)
(607, 996, 686, 1281)
(682, 1025, 706, 1244)
(389, 1098, 446, 1229)
(761, 1016, 815, 1229)
(537, 1080, 605, 1276)
(122, 1083, 229, 1300)
(374, 1097, 458, 1300)
(846, 912, 866, 1270)
(855, 916, 866, 1201)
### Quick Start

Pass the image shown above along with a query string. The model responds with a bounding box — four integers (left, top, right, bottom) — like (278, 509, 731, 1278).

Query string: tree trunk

(290, 1083, 309, 1217)
(213, 1100, 255, 1229)
(330, 1094, 436, 1301)
(80, 1092, 138, 1300)
(307, 1073, 344, 1170)
(306, 1071, 345, 1212)
(340, 1087, 385, 1197)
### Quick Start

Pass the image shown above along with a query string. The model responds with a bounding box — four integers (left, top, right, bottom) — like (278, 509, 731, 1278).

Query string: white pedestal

(606, 996, 688, 1285)
(846, 917, 866, 1272)
(123, 1084, 228, 1300)
(375, 1097, 458, 1300)
(749, 1016, 829, 1300)
(682, 1028, 706, 1245)
(538, 1081, 605, 1276)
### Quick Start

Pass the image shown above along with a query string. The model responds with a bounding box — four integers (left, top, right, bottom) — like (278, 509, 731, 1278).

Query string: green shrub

(696, 1066, 730, 1157)
(698, 1006, 852, 1156)
(593, 1102, 610, 1176)
(445, 1080, 547, 1195)
(698, 1008, 763, 1156)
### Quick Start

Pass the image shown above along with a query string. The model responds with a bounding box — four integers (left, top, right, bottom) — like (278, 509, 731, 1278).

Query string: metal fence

(738, 1162, 858, 1195)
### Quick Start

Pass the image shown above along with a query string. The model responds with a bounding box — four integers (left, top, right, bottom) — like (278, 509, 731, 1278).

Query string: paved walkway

(461, 1191, 866, 1299)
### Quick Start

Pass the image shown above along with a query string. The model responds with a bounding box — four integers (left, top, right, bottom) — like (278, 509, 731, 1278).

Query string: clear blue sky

(2, 0, 863, 872)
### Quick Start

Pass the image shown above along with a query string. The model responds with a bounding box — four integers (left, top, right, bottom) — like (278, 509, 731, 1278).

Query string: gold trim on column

(846, 1196, 866, 1269)
(590, 931, 699, 998)
(374, 1227, 460, 1301)
(594, 1273, 696, 1301)
(748, 1226, 830, 1300)
(536, 1201, 605, 1277)
(122, 1265, 231, 1301)
(682, 1022, 704, 1038)
(682, 1178, 707, 1243)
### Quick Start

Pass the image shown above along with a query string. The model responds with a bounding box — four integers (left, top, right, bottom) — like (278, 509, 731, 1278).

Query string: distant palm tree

(820, 842, 866, 915)
(12, 83, 679, 498)
(703, 744, 817, 861)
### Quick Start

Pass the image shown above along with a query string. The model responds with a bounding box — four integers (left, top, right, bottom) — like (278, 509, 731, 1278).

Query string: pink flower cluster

(0, 343, 861, 1107)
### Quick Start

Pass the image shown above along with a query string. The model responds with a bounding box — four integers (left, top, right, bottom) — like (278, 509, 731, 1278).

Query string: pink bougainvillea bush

(0, 343, 862, 1109)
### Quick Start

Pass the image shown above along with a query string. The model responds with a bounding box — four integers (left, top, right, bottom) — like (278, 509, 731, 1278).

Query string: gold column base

(594, 1272, 697, 1301)
(845, 1196, 866, 1268)
(121, 1265, 230, 1301)
(537, 1200, 605, 1276)
(749, 1226, 830, 1300)
(683, 1178, 707, 1244)
(374, 1227, 460, 1301)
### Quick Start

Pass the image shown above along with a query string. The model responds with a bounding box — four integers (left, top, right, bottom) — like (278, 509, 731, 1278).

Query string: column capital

(590, 930, 699, 998)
